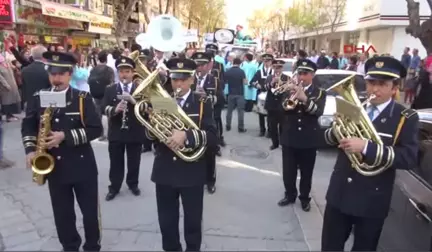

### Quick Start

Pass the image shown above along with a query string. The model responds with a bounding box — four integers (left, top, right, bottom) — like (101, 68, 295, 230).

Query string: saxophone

(32, 107, 55, 185)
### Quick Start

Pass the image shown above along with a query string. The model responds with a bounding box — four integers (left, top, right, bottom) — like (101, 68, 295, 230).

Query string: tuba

(130, 15, 206, 162)
(326, 74, 386, 176)
(32, 107, 55, 185)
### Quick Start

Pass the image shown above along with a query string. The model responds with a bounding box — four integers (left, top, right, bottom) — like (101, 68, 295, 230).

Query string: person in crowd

(0, 54, 21, 121)
(225, 58, 248, 132)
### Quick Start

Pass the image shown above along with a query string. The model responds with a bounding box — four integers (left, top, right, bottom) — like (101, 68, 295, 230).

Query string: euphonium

(129, 50, 151, 83)
(326, 74, 386, 176)
(131, 70, 207, 162)
(32, 107, 55, 185)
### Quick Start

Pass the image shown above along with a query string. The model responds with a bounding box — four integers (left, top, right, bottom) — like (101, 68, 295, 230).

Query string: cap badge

(177, 62, 184, 68)
(375, 61, 384, 68)
(302, 61, 307, 66)
(197, 54, 202, 58)
(52, 55, 59, 61)
(122, 59, 126, 63)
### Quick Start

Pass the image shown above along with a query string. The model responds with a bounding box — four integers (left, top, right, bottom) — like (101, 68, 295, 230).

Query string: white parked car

(256, 69, 367, 129)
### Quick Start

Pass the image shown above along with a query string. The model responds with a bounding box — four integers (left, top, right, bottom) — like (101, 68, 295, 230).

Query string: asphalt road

(0, 110, 340, 251)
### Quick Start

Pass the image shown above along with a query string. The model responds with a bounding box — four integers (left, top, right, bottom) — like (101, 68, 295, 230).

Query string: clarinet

(120, 79, 129, 130)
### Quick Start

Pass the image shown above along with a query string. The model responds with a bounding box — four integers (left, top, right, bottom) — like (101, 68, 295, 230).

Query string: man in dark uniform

(190, 51, 219, 194)
(278, 59, 327, 211)
(205, 43, 226, 147)
(250, 53, 274, 137)
(102, 56, 146, 201)
(321, 57, 419, 251)
(21, 52, 102, 251)
(264, 59, 288, 150)
(146, 57, 218, 251)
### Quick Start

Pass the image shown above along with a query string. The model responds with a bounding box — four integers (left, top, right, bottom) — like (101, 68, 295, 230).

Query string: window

(414, 118, 432, 187)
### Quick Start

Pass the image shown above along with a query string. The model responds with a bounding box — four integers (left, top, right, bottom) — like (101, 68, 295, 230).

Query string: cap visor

(47, 66, 71, 74)
(170, 72, 192, 79)
(365, 74, 396, 81)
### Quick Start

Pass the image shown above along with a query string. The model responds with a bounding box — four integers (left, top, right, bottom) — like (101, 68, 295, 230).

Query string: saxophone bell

(32, 106, 56, 185)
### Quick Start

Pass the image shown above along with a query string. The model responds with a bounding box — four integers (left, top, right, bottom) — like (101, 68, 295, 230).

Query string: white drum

(256, 92, 267, 115)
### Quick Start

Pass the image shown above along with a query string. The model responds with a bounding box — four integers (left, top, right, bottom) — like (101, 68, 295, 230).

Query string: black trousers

(48, 178, 101, 252)
(205, 149, 216, 186)
(155, 184, 204, 252)
(321, 204, 385, 251)
(282, 146, 317, 202)
(143, 137, 153, 150)
(214, 107, 223, 142)
(108, 141, 142, 193)
(258, 114, 270, 134)
(267, 110, 283, 146)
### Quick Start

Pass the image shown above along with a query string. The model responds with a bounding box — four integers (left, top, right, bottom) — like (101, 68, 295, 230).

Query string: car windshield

(283, 62, 294, 72)
(312, 74, 366, 95)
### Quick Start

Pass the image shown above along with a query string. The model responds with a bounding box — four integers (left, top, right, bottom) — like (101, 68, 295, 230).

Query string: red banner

(0, 0, 12, 24)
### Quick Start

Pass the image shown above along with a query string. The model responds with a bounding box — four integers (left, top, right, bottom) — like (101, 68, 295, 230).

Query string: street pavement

(0, 110, 340, 251)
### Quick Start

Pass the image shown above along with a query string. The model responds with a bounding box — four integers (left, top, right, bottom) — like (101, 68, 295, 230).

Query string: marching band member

(321, 57, 419, 251)
(190, 51, 219, 194)
(22, 52, 102, 251)
(250, 53, 274, 137)
(148, 57, 218, 251)
(278, 59, 326, 211)
(205, 43, 226, 147)
(102, 56, 146, 201)
(264, 59, 288, 150)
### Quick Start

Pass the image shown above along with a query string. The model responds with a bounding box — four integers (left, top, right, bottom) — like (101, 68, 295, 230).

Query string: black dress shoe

(216, 150, 222, 157)
(269, 145, 279, 150)
(226, 125, 231, 131)
(238, 128, 247, 133)
(105, 192, 117, 201)
(278, 197, 295, 207)
(301, 201, 311, 212)
(130, 187, 141, 196)
(207, 185, 216, 194)
(220, 139, 226, 147)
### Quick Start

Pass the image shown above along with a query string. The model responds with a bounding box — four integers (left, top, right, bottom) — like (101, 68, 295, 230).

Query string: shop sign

(16, 6, 83, 29)
(40, 0, 113, 25)
(183, 29, 198, 43)
(0, 0, 13, 24)
(88, 22, 112, 35)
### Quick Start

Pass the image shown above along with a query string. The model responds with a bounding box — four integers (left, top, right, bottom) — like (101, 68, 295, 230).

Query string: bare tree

(158, 0, 172, 14)
(323, 0, 346, 33)
(114, 0, 140, 47)
(406, 0, 432, 54)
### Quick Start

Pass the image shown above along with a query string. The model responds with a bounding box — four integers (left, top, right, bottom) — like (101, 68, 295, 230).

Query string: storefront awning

(38, 0, 113, 25)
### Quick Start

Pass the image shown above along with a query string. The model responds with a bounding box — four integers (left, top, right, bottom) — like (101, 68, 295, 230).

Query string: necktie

(123, 84, 128, 93)
(368, 106, 377, 120)
(176, 97, 183, 107)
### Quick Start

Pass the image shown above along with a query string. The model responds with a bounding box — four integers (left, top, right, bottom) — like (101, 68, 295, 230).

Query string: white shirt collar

(178, 89, 191, 106)
(367, 98, 392, 112)
(303, 83, 312, 91)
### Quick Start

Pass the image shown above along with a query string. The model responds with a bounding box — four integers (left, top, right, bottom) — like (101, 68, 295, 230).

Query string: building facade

(282, 0, 431, 58)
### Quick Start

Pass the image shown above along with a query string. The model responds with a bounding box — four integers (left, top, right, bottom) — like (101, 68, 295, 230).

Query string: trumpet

(282, 80, 304, 110)
(273, 72, 297, 96)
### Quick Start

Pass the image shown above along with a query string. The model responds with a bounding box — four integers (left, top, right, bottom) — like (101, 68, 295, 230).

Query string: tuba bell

(326, 75, 387, 176)
(146, 14, 186, 53)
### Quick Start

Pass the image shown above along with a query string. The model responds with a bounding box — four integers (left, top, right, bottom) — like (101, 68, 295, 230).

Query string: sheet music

(335, 97, 362, 123)
(150, 97, 177, 114)
(39, 90, 67, 108)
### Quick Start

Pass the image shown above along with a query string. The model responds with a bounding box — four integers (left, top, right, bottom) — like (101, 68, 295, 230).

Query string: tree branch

(158, 0, 162, 14)
(164, 0, 171, 14)
(141, 0, 151, 24)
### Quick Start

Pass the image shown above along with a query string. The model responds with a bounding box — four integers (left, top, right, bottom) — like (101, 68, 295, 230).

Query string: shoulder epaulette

(401, 108, 417, 119)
